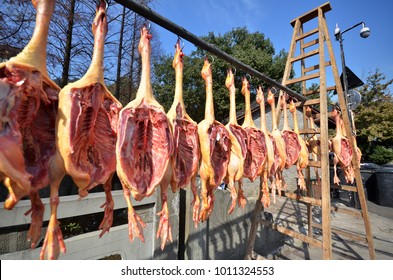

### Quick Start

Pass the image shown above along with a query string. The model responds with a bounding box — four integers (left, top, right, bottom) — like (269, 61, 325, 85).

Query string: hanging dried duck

(224, 68, 248, 213)
(0, 0, 60, 249)
(41, 1, 122, 259)
(289, 100, 309, 190)
(255, 86, 275, 206)
(116, 26, 174, 243)
(198, 57, 231, 222)
(240, 77, 267, 184)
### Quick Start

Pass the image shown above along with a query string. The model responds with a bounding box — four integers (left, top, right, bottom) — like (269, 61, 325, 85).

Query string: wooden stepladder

(245, 2, 375, 260)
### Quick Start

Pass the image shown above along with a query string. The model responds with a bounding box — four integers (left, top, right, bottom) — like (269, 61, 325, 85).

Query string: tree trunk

(60, 0, 76, 88)
(114, 6, 126, 100)
(129, 11, 138, 102)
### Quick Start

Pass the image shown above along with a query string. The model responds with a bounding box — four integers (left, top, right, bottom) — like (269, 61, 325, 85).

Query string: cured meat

(267, 90, 286, 194)
(305, 106, 321, 184)
(0, 0, 59, 248)
(331, 108, 353, 185)
(41, 1, 122, 260)
(280, 94, 301, 169)
(241, 77, 267, 182)
(116, 26, 174, 243)
(224, 68, 247, 214)
(155, 40, 200, 247)
(256, 86, 275, 207)
(167, 40, 200, 227)
(289, 100, 309, 190)
(198, 57, 231, 222)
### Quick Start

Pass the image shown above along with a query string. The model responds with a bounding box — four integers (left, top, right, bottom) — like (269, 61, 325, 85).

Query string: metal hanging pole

(113, 0, 306, 101)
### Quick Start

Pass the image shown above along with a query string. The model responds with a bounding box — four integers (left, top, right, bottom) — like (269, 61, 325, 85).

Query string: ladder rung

(258, 218, 323, 248)
(332, 184, 358, 192)
(303, 61, 332, 73)
(290, 2, 332, 27)
(285, 72, 320, 85)
(304, 85, 336, 95)
(291, 49, 319, 63)
(315, 111, 335, 119)
(299, 128, 320, 134)
(273, 189, 322, 206)
(295, 27, 319, 41)
(331, 205, 362, 218)
(308, 161, 321, 168)
(311, 223, 367, 243)
(295, 98, 320, 107)
(284, 191, 322, 206)
(302, 38, 319, 49)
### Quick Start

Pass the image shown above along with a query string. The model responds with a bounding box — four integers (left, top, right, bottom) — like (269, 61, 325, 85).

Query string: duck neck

(270, 98, 277, 130)
(13, 0, 55, 76)
(259, 96, 268, 132)
(83, 25, 105, 84)
(229, 85, 238, 125)
(136, 35, 153, 101)
(244, 89, 253, 125)
(173, 62, 184, 107)
(292, 108, 299, 134)
(204, 75, 215, 121)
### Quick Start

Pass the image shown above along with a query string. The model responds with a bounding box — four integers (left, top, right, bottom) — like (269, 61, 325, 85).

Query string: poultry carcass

(240, 77, 267, 185)
(267, 90, 286, 194)
(224, 68, 247, 213)
(116, 26, 174, 243)
(156, 40, 200, 246)
(338, 110, 356, 184)
(280, 94, 301, 170)
(167, 40, 200, 193)
(0, 0, 59, 248)
(305, 106, 321, 184)
(289, 100, 309, 190)
(255, 86, 274, 207)
(331, 108, 353, 185)
(41, 1, 122, 260)
(198, 57, 231, 222)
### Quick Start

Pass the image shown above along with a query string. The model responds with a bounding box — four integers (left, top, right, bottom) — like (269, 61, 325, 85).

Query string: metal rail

(113, 0, 307, 101)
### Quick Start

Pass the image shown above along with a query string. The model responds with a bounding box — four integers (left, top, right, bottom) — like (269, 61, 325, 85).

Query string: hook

(208, 54, 215, 65)
(141, 21, 151, 32)
(176, 36, 185, 51)
(269, 86, 277, 95)
(98, 0, 108, 11)
(245, 73, 252, 82)
(227, 66, 236, 76)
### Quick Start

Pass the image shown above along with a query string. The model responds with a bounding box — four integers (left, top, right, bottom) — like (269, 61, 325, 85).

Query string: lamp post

(334, 22, 370, 134)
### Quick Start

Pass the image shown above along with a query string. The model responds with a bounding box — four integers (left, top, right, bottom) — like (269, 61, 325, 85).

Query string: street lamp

(334, 22, 371, 134)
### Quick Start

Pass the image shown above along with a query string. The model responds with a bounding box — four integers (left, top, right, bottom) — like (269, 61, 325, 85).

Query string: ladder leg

(321, 12, 376, 260)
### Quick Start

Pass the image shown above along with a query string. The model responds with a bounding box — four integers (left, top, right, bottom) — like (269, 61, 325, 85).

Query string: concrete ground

(256, 195, 393, 260)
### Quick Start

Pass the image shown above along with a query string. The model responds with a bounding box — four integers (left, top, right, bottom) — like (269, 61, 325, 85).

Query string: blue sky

(149, 0, 393, 93)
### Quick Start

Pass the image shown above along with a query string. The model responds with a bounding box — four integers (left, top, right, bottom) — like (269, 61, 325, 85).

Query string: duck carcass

(280, 94, 301, 170)
(289, 100, 309, 190)
(0, 0, 59, 248)
(198, 57, 231, 222)
(156, 40, 200, 247)
(224, 69, 247, 213)
(241, 77, 267, 184)
(305, 106, 321, 184)
(41, 1, 122, 259)
(116, 26, 174, 243)
(331, 108, 353, 185)
(267, 90, 286, 194)
(256, 86, 275, 207)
